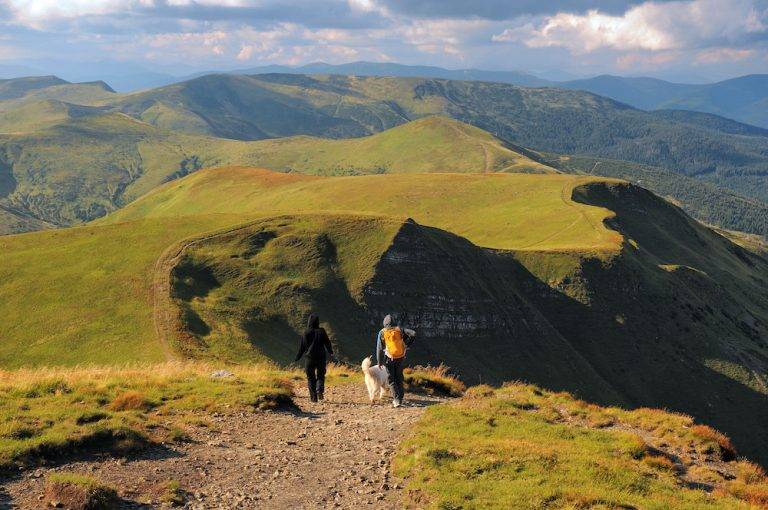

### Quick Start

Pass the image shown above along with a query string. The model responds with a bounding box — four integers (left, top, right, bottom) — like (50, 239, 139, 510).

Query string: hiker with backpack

(376, 314, 416, 408)
(295, 313, 335, 403)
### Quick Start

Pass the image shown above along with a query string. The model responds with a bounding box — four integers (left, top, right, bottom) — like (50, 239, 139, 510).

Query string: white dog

(361, 356, 389, 404)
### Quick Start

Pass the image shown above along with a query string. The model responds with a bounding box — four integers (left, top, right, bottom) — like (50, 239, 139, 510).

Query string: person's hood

(307, 313, 320, 330)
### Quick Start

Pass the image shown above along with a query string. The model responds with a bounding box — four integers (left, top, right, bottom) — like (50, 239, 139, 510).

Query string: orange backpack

(382, 327, 406, 359)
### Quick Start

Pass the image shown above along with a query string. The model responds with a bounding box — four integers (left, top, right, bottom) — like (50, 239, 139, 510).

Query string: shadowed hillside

(152, 181, 768, 464)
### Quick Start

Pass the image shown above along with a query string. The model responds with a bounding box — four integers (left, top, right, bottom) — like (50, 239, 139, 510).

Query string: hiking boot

(392, 399, 401, 408)
(317, 392, 324, 401)
(310, 394, 318, 403)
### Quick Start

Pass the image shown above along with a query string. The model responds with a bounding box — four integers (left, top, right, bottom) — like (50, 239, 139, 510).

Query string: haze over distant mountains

(2, 60, 766, 129)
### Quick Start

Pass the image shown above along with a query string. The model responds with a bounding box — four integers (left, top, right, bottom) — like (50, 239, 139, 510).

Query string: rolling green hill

(103, 167, 613, 250)
(0, 115, 554, 233)
(4, 166, 768, 464)
(100, 73, 768, 203)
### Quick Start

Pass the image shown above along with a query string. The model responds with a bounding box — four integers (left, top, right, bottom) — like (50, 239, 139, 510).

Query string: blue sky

(0, 0, 767, 81)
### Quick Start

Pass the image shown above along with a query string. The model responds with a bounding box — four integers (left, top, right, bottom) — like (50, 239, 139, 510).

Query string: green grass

(166, 214, 403, 362)
(0, 167, 619, 367)
(395, 383, 764, 509)
(204, 116, 556, 175)
(0, 114, 555, 233)
(0, 362, 294, 470)
(104, 166, 620, 252)
(0, 215, 245, 366)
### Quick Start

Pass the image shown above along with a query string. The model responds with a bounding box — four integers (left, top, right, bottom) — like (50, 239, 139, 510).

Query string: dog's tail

(361, 356, 373, 374)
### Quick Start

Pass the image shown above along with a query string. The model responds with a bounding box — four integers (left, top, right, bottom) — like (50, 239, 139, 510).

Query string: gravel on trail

(2, 383, 445, 509)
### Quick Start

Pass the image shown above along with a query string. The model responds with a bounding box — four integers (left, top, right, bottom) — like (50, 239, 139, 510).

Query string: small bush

(404, 365, 466, 397)
(166, 426, 192, 443)
(691, 424, 737, 461)
(160, 480, 185, 506)
(623, 434, 648, 460)
(0, 421, 38, 440)
(76, 411, 109, 425)
(108, 391, 152, 412)
(643, 454, 677, 472)
(734, 461, 767, 484)
(464, 385, 495, 399)
(45, 473, 119, 510)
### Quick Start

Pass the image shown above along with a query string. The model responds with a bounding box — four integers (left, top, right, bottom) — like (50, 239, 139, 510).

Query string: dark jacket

(295, 314, 334, 361)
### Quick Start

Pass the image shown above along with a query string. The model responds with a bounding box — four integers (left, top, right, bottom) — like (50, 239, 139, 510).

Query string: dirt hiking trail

(2, 383, 445, 509)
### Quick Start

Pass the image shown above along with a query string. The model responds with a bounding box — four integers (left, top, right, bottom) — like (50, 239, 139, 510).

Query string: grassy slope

(0, 169, 616, 367)
(396, 383, 767, 509)
(0, 76, 68, 101)
(168, 215, 405, 362)
(0, 362, 296, 470)
(0, 215, 246, 367)
(104, 167, 617, 252)
(0, 114, 554, 232)
(205, 116, 555, 175)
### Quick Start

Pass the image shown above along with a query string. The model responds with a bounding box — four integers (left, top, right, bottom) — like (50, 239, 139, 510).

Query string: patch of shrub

(404, 365, 465, 397)
(642, 454, 677, 472)
(464, 385, 495, 399)
(18, 378, 71, 398)
(0, 421, 38, 440)
(76, 412, 109, 425)
(160, 480, 185, 506)
(691, 424, 737, 461)
(108, 391, 153, 412)
(45, 473, 120, 510)
(166, 426, 192, 443)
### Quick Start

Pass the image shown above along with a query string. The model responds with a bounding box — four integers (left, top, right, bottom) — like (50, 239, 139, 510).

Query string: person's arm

(376, 329, 384, 366)
(322, 328, 334, 356)
(294, 334, 307, 362)
(403, 328, 416, 347)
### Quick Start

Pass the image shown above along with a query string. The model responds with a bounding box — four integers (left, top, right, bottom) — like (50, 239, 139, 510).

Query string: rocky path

(2, 384, 444, 509)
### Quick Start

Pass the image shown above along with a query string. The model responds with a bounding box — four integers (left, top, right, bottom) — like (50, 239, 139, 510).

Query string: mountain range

(2, 72, 768, 239)
(187, 62, 768, 129)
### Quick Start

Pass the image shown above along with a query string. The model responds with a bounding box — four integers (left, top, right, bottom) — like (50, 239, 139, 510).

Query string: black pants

(386, 357, 405, 402)
(305, 357, 326, 401)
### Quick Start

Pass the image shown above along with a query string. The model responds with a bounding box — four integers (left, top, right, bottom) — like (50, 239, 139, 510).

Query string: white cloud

(695, 46, 756, 63)
(494, 0, 768, 54)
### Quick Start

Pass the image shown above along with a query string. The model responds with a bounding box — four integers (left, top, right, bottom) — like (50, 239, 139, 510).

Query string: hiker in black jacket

(295, 313, 334, 402)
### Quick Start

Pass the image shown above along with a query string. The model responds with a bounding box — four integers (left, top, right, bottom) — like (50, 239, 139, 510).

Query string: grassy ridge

(0, 169, 618, 367)
(167, 214, 404, 362)
(210, 116, 555, 175)
(396, 383, 767, 509)
(105, 167, 619, 252)
(552, 154, 768, 237)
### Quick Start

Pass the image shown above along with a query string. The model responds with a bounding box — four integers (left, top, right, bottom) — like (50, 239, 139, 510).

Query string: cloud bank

(0, 0, 766, 80)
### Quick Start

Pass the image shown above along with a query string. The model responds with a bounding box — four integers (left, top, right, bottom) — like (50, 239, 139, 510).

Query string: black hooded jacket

(295, 314, 334, 361)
